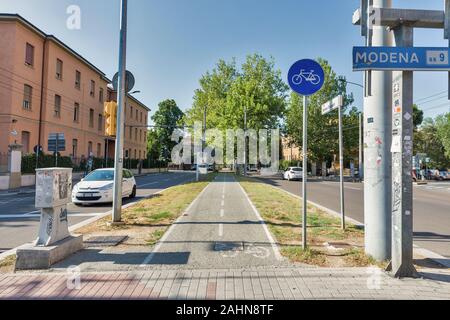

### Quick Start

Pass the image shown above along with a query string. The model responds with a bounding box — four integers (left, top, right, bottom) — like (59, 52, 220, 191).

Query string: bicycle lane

(141, 174, 284, 269)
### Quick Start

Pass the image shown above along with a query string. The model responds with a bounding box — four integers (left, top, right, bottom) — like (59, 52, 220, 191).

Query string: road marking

(219, 224, 223, 237)
(236, 179, 283, 261)
(138, 181, 159, 187)
(0, 213, 102, 219)
(220, 209, 224, 218)
(221, 200, 225, 207)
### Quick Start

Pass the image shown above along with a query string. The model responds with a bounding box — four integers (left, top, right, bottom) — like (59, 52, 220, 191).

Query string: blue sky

(1, 0, 449, 121)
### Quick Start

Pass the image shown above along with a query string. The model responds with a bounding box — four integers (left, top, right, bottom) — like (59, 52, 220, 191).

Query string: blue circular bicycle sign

(288, 59, 325, 96)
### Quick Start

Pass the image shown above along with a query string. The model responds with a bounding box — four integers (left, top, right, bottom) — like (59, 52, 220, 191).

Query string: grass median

(238, 176, 378, 268)
(78, 173, 216, 247)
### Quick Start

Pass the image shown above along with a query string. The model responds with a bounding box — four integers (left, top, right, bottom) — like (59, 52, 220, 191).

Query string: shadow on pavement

(53, 248, 191, 268)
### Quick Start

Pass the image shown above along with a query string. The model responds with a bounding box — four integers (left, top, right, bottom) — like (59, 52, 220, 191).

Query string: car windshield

(84, 170, 114, 182)
(291, 168, 302, 172)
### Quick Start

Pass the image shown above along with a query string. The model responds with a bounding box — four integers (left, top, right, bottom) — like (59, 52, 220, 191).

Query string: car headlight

(99, 183, 114, 191)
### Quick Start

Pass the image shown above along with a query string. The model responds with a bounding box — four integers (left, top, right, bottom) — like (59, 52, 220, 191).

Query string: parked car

(72, 168, 136, 205)
(439, 171, 449, 181)
(283, 167, 303, 181)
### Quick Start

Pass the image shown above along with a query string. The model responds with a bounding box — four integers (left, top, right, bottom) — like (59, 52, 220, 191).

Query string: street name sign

(353, 47, 450, 71)
(288, 59, 325, 96)
(48, 133, 66, 153)
(322, 95, 344, 115)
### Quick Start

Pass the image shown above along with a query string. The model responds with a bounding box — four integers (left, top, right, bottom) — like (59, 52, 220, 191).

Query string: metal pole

(359, 112, 364, 181)
(338, 105, 346, 230)
(364, 0, 393, 261)
(390, 25, 418, 278)
(112, 0, 128, 223)
(302, 95, 308, 250)
(244, 105, 247, 176)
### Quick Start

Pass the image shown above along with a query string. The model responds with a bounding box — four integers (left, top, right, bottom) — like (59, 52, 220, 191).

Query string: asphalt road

(254, 175, 450, 258)
(0, 171, 195, 253)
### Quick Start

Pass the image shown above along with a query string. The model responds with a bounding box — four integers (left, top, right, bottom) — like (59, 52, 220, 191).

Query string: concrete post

(8, 144, 22, 190)
(390, 26, 418, 278)
(363, 0, 393, 261)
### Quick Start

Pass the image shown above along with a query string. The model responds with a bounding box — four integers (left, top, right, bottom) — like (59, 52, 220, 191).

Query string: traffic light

(104, 101, 118, 137)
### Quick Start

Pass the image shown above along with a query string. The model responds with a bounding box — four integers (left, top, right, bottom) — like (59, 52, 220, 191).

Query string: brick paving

(0, 267, 449, 300)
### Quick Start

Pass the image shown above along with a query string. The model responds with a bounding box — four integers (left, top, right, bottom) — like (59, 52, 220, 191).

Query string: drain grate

(84, 236, 128, 248)
(214, 242, 244, 252)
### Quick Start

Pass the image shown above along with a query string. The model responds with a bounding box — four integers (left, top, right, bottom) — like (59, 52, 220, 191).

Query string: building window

(134, 149, 137, 159)
(130, 106, 133, 118)
(125, 149, 129, 158)
(89, 109, 94, 127)
(98, 114, 103, 131)
(25, 43, 34, 66)
(75, 70, 81, 89)
(21, 131, 30, 154)
(74, 103, 80, 122)
(130, 126, 133, 140)
(97, 143, 101, 158)
(56, 59, 63, 80)
(99, 88, 104, 103)
(88, 141, 93, 157)
(54, 95, 61, 117)
(23, 84, 32, 110)
(72, 139, 78, 158)
(139, 129, 142, 142)
(136, 109, 138, 120)
(90, 80, 95, 97)
(140, 112, 143, 123)
(139, 150, 141, 160)
(135, 128, 138, 142)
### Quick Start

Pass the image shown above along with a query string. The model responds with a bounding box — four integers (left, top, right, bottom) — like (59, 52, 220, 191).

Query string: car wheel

(129, 185, 137, 198)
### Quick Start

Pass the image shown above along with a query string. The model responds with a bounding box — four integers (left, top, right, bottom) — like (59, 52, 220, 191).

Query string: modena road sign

(353, 47, 450, 71)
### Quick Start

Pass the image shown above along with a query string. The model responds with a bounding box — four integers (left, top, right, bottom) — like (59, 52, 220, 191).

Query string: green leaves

(185, 54, 289, 132)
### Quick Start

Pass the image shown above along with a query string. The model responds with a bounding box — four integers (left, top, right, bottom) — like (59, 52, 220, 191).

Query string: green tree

(285, 58, 357, 164)
(185, 54, 289, 131)
(151, 99, 184, 162)
(435, 113, 450, 163)
(147, 129, 160, 163)
(413, 104, 424, 129)
(415, 117, 450, 169)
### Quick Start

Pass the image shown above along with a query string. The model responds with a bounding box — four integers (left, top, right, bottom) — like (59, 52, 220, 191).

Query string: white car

(283, 167, 303, 181)
(72, 169, 137, 205)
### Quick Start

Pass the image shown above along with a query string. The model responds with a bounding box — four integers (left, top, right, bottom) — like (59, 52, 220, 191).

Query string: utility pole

(244, 105, 247, 176)
(338, 105, 346, 230)
(112, 0, 128, 224)
(363, 0, 393, 261)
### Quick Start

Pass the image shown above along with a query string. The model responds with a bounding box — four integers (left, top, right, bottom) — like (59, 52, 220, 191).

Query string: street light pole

(359, 112, 364, 181)
(112, 0, 128, 224)
(244, 105, 247, 176)
(338, 105, 346, 230)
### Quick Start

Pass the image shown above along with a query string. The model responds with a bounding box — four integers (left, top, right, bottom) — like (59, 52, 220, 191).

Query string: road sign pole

(302, 95, 308, 250)
(363, 0, 393, 262)
(112, 0, 128, 223)
(338, 105, 346, 230)
(390, 25, 418, 278)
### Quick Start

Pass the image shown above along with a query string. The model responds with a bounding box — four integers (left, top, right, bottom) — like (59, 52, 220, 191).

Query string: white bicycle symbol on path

(291, 69, 321, 86)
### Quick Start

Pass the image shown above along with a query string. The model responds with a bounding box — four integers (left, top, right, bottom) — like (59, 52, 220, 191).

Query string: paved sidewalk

(1, 267, 449, 300)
